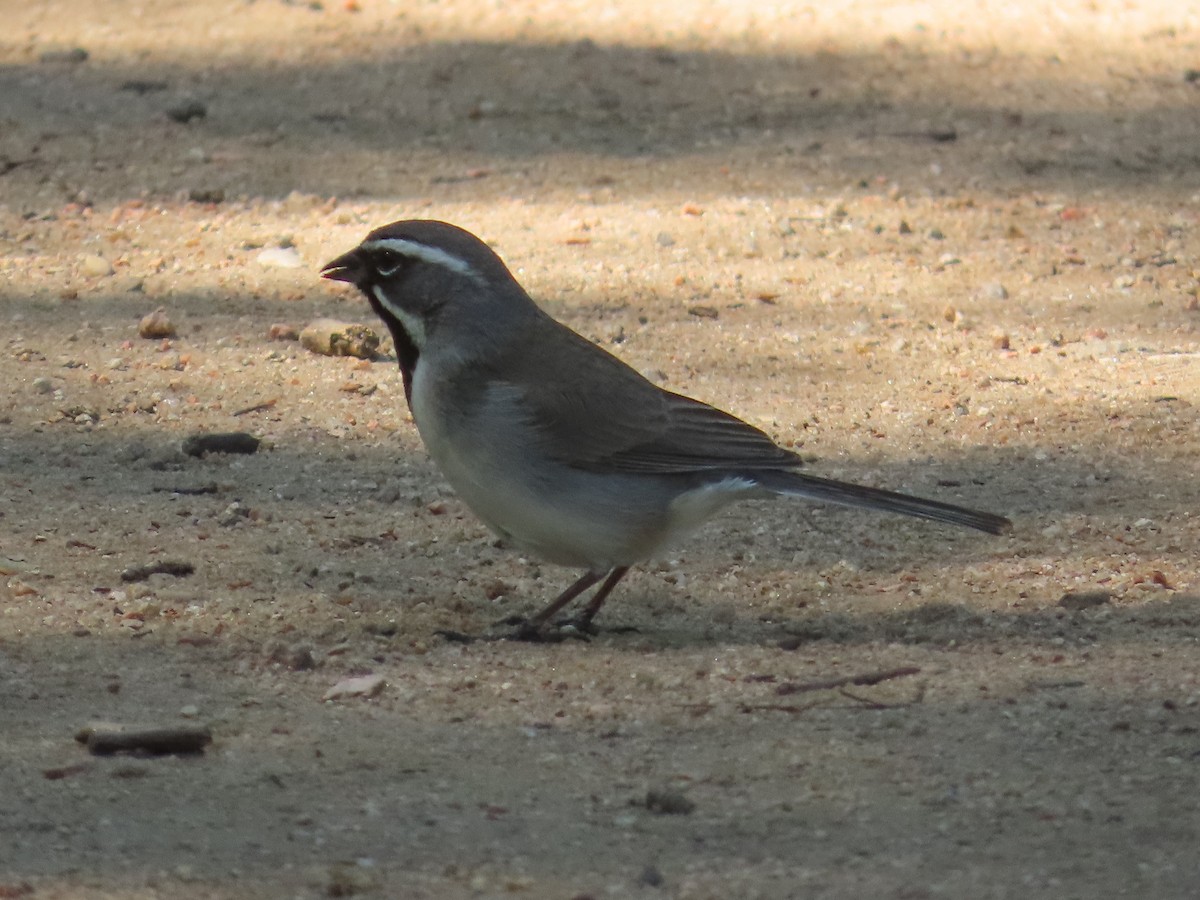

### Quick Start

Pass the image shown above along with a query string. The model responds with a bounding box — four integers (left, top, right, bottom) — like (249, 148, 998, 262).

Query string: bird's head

(322, 220, 529, 353)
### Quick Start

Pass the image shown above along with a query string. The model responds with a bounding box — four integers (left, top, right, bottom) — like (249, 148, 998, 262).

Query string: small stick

(775, 666, 921, 696)
(152, 483, 218, 495)
(232, 399, 278, 417)
(79, 726, 212, 756)
(738, 702, 824, 715)
(120, 560, 195, 582)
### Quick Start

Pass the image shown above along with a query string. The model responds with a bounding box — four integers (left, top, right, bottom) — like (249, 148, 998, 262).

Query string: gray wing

(497, 319, 801, 475)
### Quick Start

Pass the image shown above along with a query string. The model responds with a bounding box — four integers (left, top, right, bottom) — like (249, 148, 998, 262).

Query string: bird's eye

(375, 250, 406, 278)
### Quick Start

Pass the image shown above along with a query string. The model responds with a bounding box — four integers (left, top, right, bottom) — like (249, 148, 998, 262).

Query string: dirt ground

(1, 0, 1199, 897)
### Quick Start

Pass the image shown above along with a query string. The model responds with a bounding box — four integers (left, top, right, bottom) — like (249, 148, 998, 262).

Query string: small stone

(216, 502, 251, 527)
(982, 282, 1009, 301)
(898, 220, 913, 234)
(637, 865, 665, 887)
(687, 305, 719, 320)
(655, 231, 676, 247)
(322, 862, 380, 896)
(188, 188, 225, 204)
(181, 432, 260, 457)
(257, 246, 304, 269)
(121, 79, 168, 94)
(268, 323, 299, 341)
(300, 319, 380, 359)
(645, 788, 694, 815)
(79, 253, 113, 277)
(166, 98, 207, 123)
(31, 376, 53, 394)
(179, 705, 200, 718)
(138, 307, 176, 339)
(323, 673, 387, 701)
(40, 47, 88, 64)
(1058, 590, 1112, 611)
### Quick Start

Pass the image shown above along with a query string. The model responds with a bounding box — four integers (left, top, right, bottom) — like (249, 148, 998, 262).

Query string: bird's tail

(753, 470, 1011, 535)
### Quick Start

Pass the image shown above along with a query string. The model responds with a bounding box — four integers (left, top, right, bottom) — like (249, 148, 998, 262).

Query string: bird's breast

(405, 367, 684, 568)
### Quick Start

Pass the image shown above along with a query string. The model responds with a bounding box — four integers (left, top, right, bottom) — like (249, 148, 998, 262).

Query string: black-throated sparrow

(322, 220, 1010, 638)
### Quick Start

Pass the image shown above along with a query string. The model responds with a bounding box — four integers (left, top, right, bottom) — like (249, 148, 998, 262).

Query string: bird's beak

(320, 248, 366, 285)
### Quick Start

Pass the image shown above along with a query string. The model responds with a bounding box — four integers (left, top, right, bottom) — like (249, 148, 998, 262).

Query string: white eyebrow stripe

(372, 283, 428, 349)
(363, 237, 481, 281)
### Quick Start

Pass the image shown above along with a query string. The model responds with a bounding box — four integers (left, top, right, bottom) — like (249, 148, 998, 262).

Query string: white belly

(408, 366, 763, 569)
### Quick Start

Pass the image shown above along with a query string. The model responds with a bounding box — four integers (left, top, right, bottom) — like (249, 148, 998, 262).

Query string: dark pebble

(182, 432, 260, 457)
(40, 47, 88, 64)
(120, 560, 195, 582)
(644, 789, 694, 815)
(166, 98, 207, 123)
(1058, 590, 1112, 611)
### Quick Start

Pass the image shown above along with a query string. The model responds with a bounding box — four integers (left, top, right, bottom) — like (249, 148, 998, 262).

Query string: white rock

(323, 674, 386, 701)
(79, 253, 114, 277)
(257, 246, 304, 269)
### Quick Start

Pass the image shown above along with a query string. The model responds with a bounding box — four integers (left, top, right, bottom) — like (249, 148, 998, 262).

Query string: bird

(321, 220, 1011, 639)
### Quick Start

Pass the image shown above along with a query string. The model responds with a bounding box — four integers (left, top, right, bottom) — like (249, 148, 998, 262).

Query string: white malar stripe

(372, 284, 428, 349)
(363, 238, 481, 281)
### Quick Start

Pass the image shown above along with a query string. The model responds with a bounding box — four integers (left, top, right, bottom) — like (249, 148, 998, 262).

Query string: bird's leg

(559, 566, 631, 634)
(508, 570, 607, 640)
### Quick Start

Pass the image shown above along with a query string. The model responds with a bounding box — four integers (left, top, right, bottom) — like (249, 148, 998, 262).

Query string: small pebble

(40, 47, 88, 64)
(138, 307, 176, 339)
(188, 188, 225, 204)
(645, 788, 694, 815)
(268, 323, 299, 341)
(323, 673, 387, 701)
(79, 253, 113, 277)
(982, 282, 1009, 301)
(181, 432, 260, 457)
(1059, 590, 1112, 611)
(31, 376, 53, 394)
(300, 319, 380, 358)
(166, 98, 207, 123)
(216, 502, 250, 527)
(637, 865, 665, 887)
(258, 246, 304, 269)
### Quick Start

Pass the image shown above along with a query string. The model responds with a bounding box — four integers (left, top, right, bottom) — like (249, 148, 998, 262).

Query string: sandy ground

(1, 0, 1199, 897)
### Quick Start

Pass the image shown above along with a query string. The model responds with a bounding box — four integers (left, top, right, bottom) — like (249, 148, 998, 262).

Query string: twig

(738, 702, 824, 715)
(77, 725, 212, 756)
(775, 666, 921, 696)
(232, 399, 277, 417)
(837, 686, 925, 709)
